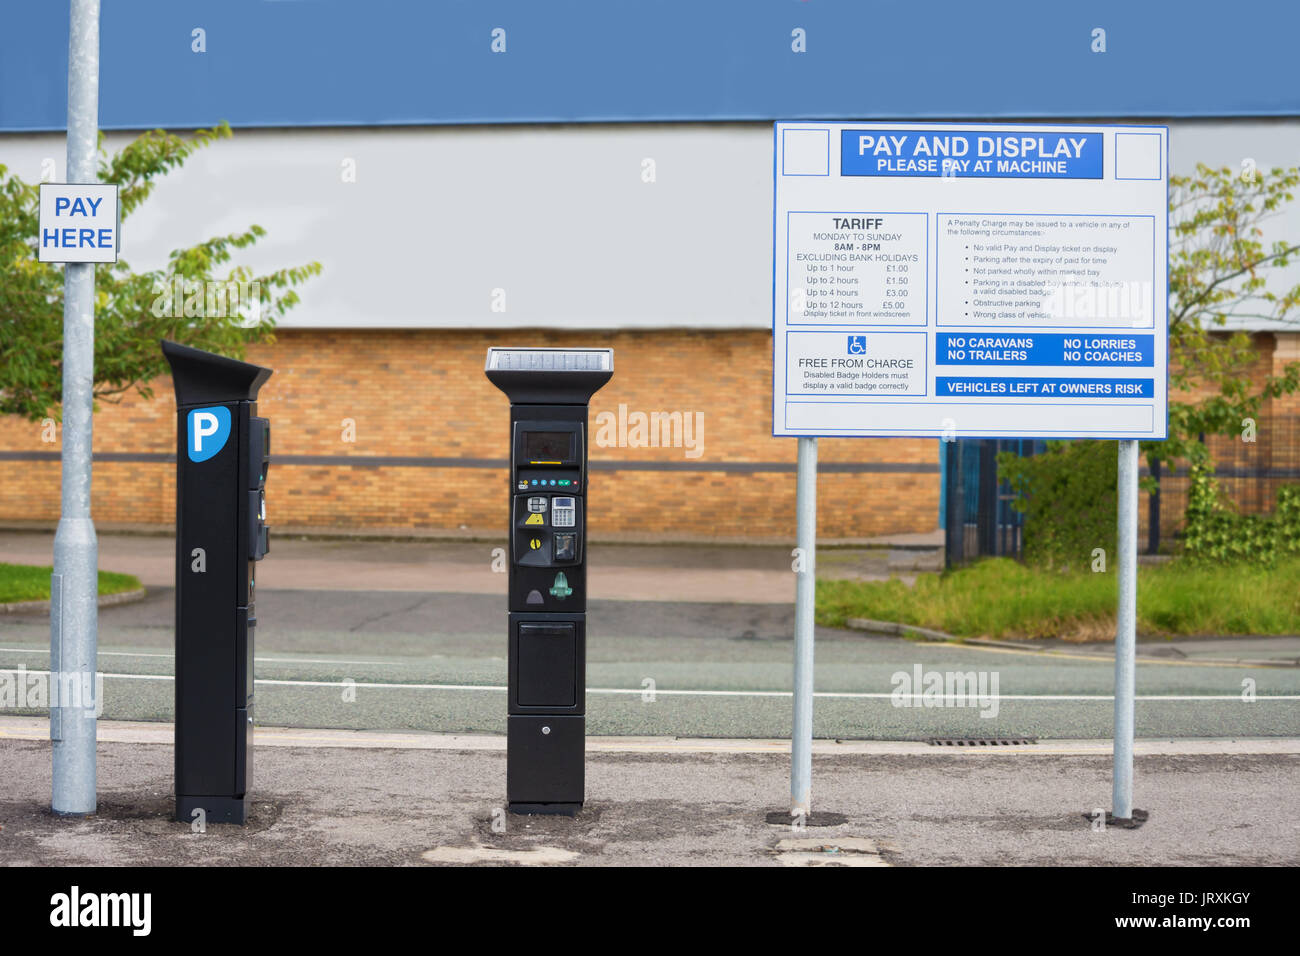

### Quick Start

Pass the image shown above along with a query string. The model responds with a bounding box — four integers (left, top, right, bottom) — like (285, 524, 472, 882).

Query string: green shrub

(1183, 463, 1300, 566)
(816, 556, 1300, 640)
(997, 440, 1116, 571)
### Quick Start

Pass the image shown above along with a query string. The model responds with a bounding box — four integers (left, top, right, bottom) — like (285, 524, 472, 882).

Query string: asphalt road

(2, 586, 1297, 739)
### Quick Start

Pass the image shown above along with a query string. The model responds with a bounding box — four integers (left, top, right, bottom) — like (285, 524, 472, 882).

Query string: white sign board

(773, 122, 1167, 439)
(38, 183, 119, 263)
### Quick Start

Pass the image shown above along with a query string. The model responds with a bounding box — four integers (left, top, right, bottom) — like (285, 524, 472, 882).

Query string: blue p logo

(187, 406, 231, 462)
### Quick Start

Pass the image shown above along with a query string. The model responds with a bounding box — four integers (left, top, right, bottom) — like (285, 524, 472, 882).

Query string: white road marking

(3, 716, 1299, 756)
(0, 647, 172, 659)
(5, 669, 1297, 701)
(0, 647, 393, 665)
(257, 657, 395, 665)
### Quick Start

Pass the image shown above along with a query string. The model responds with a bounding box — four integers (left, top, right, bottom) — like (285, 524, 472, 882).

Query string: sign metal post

(1113, 439, 1139, 819)
(791, 436, 817, 817)
(50, 0, 105, 817)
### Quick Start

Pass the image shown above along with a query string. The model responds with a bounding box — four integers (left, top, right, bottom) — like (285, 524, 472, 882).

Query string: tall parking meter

(162, 340, 272, 825)
(485, 347, 613, 815)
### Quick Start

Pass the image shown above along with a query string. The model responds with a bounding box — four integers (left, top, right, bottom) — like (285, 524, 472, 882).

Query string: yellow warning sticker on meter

(524, 513, 544, 526)
(529, 538, 542, 550)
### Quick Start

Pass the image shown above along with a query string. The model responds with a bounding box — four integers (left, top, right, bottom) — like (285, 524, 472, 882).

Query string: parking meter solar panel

(487, 349, 611, 371)
(485, 346, 612, 815)
(486, 348, 613, 406)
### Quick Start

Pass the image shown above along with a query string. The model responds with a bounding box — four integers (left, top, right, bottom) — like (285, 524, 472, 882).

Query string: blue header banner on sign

(0, 1, 1297, 131)
(840, 130, 1104, 179)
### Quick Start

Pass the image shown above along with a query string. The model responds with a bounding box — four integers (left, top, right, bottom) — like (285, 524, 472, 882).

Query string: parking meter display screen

(524, 432, 573, 461)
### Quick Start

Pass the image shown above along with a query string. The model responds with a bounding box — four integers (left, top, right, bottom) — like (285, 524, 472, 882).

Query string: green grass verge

(0, 563, 142, 605)
(817, 557, 1300, 641)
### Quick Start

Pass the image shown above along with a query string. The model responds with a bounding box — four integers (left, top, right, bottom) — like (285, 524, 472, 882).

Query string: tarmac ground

(1, 720, 1296, 866)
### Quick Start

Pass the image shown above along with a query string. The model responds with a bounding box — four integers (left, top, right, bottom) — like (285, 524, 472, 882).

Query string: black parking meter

(162, 340, 272, 825)
(485, 347, 613, 815)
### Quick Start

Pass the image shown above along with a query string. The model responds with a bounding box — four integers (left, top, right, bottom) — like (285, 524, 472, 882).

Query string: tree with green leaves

(1, 123, 320, 421)
(1157, 162, 1300, 468)
(1002, 163, 1300, 565)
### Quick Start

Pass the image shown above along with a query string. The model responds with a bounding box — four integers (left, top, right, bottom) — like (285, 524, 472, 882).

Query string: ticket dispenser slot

(163, 340, 272, 826)
(486, 347, 612, 816)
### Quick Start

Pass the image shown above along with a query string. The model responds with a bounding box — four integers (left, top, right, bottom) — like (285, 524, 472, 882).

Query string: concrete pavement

(0, 529, 938, 604)
(0, 718, 1295, 866)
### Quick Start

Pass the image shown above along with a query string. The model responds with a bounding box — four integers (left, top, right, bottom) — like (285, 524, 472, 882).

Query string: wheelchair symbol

(847, 335, 867, 355)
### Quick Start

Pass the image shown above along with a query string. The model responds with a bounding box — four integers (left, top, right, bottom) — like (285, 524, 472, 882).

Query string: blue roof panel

(1, 0, 1296, 131)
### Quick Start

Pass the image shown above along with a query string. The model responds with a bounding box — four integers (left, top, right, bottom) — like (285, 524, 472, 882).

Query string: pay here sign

(38, 183, 120, 264)
(773, 122, 1168, 439)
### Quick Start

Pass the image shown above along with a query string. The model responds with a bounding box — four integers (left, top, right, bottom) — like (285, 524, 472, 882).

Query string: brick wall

(0, 329, 941, 542)
(1138, 332, 1300, 542)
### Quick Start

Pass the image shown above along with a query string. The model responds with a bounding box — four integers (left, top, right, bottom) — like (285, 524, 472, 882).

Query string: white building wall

(3, 120, 1298, 330)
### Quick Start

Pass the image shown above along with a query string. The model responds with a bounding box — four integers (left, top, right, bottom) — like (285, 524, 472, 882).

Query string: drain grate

(928, 736, 1038, 747)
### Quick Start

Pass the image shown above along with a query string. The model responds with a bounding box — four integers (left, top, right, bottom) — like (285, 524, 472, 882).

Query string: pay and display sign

(773, 122, 1168, 439)
(38, 183, 119, 263)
